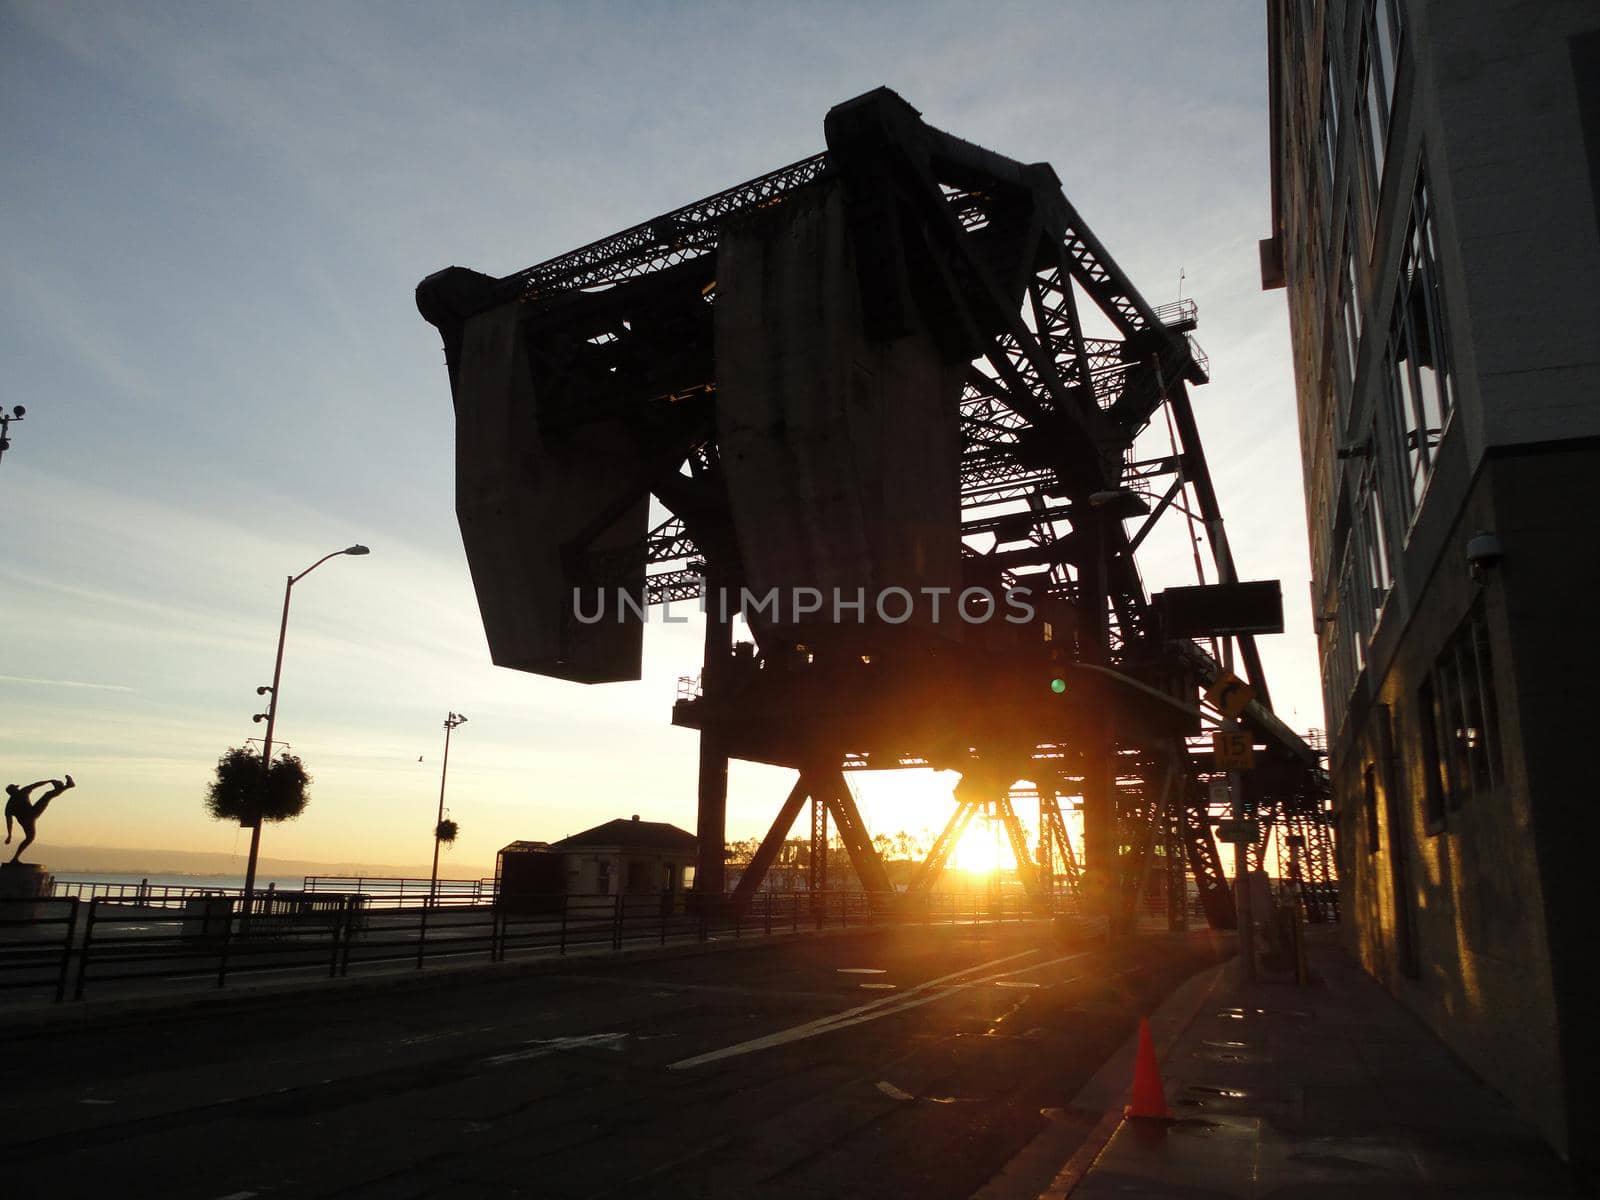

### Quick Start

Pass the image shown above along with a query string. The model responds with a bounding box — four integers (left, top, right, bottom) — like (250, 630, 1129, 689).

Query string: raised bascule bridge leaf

(417, 87, 1330, 930)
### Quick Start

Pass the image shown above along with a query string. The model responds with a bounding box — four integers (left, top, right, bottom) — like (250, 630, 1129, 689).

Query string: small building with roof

(550, 815, 697, 896)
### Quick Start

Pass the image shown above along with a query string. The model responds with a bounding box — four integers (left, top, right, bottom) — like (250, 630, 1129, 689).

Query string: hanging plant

(205, 746, 311, 827)
(435, 818, 459, 845)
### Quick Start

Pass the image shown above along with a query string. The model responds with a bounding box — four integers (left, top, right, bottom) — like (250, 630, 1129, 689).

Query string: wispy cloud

(0, 674, 134, 693)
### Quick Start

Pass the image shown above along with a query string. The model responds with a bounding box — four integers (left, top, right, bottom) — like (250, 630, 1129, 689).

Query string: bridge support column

(694, 583, 731, 897)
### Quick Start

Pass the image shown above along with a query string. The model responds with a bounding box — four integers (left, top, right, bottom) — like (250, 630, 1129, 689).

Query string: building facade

(551, 816, 697, 897)
(1264, 0, 1600, 1170)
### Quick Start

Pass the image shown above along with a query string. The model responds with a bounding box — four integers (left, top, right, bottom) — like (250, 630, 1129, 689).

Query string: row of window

(1320, 165, 1454, 722)
(1361, 602, 1503, 864)
(1418, 602, 1503, 827)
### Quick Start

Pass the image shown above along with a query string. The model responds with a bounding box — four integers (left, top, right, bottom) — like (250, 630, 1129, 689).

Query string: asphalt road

(1, 923, 1225, 1199)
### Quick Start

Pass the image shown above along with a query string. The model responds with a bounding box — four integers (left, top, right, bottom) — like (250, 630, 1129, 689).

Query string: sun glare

(950, 820, 1010, 874)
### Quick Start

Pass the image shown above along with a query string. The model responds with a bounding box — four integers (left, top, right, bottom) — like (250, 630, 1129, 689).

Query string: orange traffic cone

(1124, 1017, 1172, 1119)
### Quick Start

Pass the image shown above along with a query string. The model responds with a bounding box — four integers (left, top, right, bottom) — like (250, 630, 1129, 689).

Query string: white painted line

(836, 967, 886, 974)
(876, 1080, 914, 1101)
(482, 1032, 628, 1066)
(667, 950, 1088, 1070)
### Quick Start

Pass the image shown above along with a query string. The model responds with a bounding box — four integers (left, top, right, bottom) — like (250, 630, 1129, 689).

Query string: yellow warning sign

(1204, 672, 1255, 720)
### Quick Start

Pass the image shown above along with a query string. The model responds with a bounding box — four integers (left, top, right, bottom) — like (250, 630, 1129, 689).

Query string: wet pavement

(0, 921, 1225, 1198)
(1060, 934, 1580, 1198)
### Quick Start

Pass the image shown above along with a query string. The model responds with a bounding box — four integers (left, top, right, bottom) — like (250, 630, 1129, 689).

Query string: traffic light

(1049, 677, 1067, 694)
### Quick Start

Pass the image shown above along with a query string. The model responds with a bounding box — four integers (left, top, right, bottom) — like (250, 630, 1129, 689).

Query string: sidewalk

(1054, 933, 1579, 1198)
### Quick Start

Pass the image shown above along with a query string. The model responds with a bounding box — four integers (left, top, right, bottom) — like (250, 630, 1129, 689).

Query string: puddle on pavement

(1186, 1085, 1248, 1099)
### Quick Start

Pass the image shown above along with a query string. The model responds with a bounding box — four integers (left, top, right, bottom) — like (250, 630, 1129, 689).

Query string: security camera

(1466, 531, 1503, 580)
(11, 405, 23, 417)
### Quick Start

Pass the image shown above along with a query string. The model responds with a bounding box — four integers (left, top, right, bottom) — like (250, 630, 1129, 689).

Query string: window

(1321, 53, 1340, 184)
(1374, 0, 1402, 102)
(1339, 224, 1362, 397)
(1356, 445, 1392, 620)
(1419, 675, 1445, 828)
(1363, 764, 1379, 852)
(1359, 35, 1388, 204)
(1421, 602, 1503, 823)
(1386, 170, 1454, 512)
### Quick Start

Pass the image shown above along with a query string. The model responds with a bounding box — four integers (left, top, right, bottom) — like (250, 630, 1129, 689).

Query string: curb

(1038, 955, 1233, 1198)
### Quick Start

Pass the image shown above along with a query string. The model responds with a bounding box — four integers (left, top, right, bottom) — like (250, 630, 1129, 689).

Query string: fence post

(612, 895, 623, 951)
(216, 899, 236, 989)
(328, 898, 347, 979)
(74, 899, 100, 1001)
(53, 898, 79, 1003)
(416, 904, 429, 971)
(764, 893, 773, 937)
(560, 896, 569, 956)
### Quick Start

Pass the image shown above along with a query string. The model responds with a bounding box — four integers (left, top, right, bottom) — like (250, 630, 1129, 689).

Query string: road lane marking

(876, 1081, 915, 1101)
(667, 950, 1088, 1070)
(482, 1032, 628, 1066)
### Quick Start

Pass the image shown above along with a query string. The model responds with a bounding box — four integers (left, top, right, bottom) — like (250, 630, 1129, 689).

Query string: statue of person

(4, 775, 74, 864)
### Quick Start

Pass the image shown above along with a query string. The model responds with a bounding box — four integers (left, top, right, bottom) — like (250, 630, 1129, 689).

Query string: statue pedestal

(0, 861, 53, 899)
(0, 863, 57, 930)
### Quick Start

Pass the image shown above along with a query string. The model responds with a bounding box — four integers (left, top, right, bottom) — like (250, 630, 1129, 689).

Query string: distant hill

(41, 843, 495, 881)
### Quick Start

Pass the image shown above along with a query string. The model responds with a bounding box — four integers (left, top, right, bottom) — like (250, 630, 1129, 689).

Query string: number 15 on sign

(1212, 730, 1255, 770)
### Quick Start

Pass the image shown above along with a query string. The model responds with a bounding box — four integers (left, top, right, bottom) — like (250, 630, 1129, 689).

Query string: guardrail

(0, 889, 1065, 1006)
(0, 897, 79, 1003)
(53, 876, 498, 907)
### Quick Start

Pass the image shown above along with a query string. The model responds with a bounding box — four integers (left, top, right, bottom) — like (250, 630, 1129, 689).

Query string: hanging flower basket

(435, 819, 459, 844)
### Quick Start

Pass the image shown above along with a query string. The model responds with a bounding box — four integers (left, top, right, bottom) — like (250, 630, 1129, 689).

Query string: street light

(243, 544, 371, 914)
(429, 712, 467, 906)
(0, 404, 25, 470)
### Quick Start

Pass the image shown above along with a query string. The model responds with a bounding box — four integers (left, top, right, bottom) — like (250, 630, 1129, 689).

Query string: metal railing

(0, 897, 79, 1003)
(300, 876, 495, 906)
(0, 890, 1067, 1006)
(53, 876, 498, 907)
(52, 880, 244, 901)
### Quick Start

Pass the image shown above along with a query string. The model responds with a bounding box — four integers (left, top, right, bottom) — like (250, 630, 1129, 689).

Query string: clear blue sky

(0, 0, 1319, 873)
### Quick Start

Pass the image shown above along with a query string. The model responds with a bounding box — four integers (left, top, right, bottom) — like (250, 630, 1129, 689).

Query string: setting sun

(950, 818, 1011, 874)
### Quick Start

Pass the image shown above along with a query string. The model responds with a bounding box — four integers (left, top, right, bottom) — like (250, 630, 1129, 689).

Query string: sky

(0, 0, 1321, 877)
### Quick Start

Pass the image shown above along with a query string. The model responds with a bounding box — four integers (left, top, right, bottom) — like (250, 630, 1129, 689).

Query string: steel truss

(419, 88, 1334, 928)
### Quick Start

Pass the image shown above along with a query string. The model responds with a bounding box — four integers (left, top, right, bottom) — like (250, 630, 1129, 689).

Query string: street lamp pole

(242, 544, 370, 915)
(429, 712, 467, 906)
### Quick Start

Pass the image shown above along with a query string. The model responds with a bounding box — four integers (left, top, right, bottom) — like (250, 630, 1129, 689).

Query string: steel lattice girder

(418, 87, 1325, 920)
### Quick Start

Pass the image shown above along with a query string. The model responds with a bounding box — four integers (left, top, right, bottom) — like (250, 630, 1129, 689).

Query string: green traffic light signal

(1049, 677, 1067, 694)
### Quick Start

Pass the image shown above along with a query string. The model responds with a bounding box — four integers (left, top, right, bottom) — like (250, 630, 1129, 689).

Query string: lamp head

(343, 544, 371, 556)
